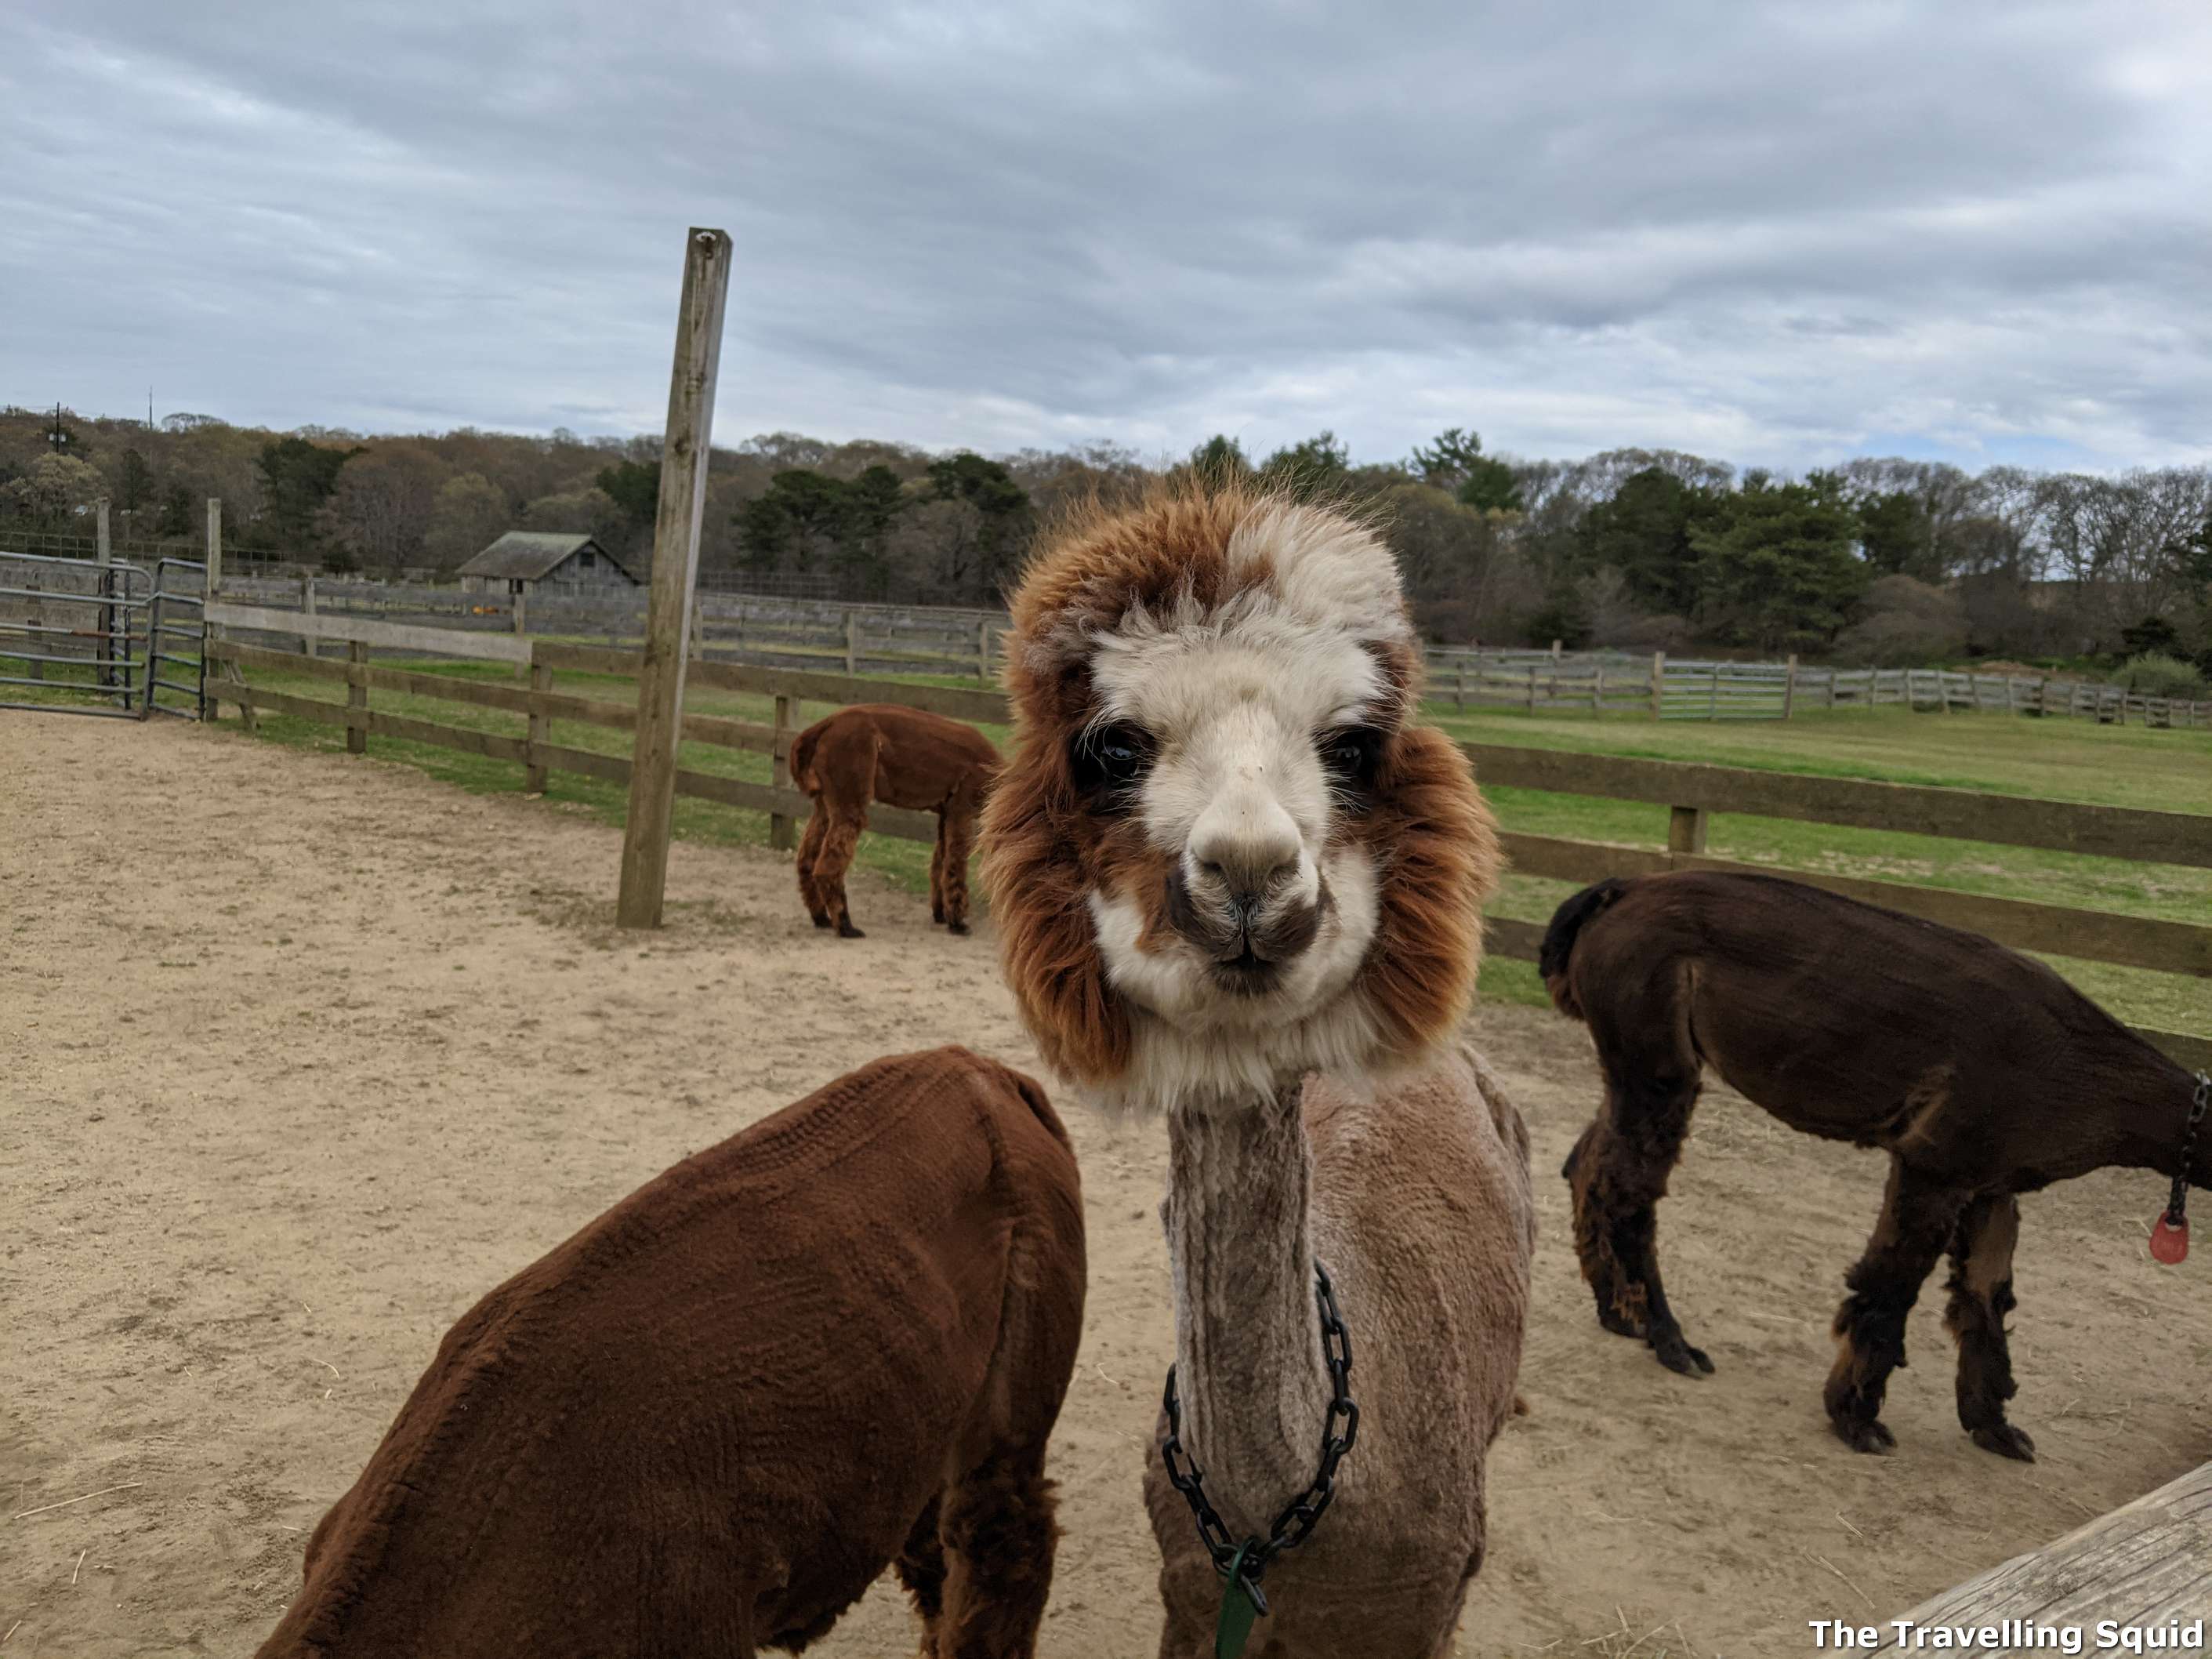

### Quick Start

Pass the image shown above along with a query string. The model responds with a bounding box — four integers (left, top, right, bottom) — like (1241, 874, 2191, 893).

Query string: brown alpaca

(253, 1047, 1086, 1659)
(790, 704, 1000, 938)
(1543, 870, 2210, 1461)
(982, 484, 1536, 1658)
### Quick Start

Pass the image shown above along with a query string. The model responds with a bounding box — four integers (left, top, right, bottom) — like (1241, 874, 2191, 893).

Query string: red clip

(2150, 1213, 2189, 1265)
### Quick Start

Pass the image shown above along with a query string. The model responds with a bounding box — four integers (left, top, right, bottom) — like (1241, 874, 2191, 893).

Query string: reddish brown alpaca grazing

(253, 1047, 1086, 1659)
(1544, 870, 2210, 1462)
(790, 704, 1000, 938)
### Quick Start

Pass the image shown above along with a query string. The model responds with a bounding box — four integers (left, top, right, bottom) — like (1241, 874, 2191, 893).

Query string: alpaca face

(1078, 608, 1387, 1037)
(984, 488, 1499, 1115)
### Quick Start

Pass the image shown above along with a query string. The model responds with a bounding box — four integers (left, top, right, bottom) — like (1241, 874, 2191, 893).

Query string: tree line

(4, 405, 2207, 678)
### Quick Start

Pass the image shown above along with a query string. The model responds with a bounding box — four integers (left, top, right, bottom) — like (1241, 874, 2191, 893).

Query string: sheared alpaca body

(254, 1047, 1085, 1659)
(1543, 870, 2207, 1461)
(1142, 1049, 1535, 1657)
(982, 485, 1535, 1657)
(790, 704, 1000, 938)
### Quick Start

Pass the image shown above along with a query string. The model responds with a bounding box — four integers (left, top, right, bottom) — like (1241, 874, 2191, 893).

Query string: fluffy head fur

(981, 483, 1501, 1115)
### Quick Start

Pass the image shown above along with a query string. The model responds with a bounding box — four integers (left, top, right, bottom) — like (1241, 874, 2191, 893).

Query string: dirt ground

(4, 713, 2207, 1659)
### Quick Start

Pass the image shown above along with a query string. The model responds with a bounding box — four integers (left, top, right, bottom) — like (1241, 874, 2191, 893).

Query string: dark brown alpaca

(790, 704, 1000, 938)
(1543, 869, 2207, 1461)
(253, 1047, 1086, 1659)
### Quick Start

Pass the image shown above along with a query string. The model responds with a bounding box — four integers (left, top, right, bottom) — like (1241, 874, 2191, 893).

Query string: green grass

(204, 661, 2210, 1034)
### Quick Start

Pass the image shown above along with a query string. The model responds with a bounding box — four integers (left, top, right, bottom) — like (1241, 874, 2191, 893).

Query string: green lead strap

(1215, 1542, 1264, 1659)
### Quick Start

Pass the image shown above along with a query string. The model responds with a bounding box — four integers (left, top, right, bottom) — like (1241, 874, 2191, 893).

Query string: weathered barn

(456, 532, 640, 596)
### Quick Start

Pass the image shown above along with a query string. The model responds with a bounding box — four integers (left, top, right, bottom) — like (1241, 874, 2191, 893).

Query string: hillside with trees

(4, 405, 2207, 677)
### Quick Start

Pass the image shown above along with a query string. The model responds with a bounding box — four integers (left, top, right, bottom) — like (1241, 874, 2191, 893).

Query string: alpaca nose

(1190, 800, 1302, 913)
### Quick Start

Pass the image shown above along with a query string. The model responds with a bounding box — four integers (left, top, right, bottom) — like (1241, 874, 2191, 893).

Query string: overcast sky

(6, 2, 2209, 474)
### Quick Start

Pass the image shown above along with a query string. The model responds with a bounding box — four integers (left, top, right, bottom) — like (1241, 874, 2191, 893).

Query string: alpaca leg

(939, 794, 977, 935)
(1564, 1066, 1710, 1376)
(1944, 1192, 2033, 1461)
(796, 807, 832, 928)
(1824, 1158, 1964, 1454)
(895, 1493, 948, 1658)
(815, 811, 868, 938)
(930, 822, 948, 924)
(934, 1447, 1057, 1659)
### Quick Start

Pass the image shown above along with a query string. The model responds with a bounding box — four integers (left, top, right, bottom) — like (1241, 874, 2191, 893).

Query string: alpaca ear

(1357, 724, 1499, 1052)
(979, 730, 1134, 1084)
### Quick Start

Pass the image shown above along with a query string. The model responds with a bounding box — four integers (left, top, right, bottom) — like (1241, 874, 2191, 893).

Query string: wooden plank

(533, 740, 633, 786)
(209, 641, 778, 754)
(687, 658, 1010, 724)
(672, 773, 936, 843)
(617, 226, 731, 930)
(363, 707, 528, 763)
(1496, 833, 2212, 979)
(205, 601, 531, 663)
(1465, 743, 2212, 869)
(1865, 1460, 2212, 1654)
(216, 681, 354, 730)
(1482, 915, 1548, 964)
(218, 677, 529, 765)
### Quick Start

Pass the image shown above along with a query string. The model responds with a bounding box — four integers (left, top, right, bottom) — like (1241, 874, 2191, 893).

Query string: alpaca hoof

(1970, 1422, 2036, 1461)
(947, 920, 970, 936)
(837, 920, 866, 939)
(1653, 1335, 1714, 1377)
(1832, 1416, 1897, 1454)
(810, 912, 832, 929)
(931, 906, 946, 924)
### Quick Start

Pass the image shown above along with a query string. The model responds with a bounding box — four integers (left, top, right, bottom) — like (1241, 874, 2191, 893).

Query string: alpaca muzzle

(1163, 862, 1329, 992)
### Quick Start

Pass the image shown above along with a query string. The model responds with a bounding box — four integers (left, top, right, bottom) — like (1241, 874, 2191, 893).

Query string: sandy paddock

(3, 713, 2207, 1657)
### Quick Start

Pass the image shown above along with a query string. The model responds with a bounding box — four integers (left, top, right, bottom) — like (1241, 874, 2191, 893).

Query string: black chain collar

(2165, 1072, 2211, 1229)
(1159, 1262, 1360, 1616)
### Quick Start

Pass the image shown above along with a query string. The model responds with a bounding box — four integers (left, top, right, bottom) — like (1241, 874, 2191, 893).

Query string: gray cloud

(5, 0, 2208, 471)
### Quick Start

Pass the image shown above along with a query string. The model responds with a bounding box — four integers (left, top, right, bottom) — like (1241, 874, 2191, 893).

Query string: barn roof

(455, 532, 636, 582)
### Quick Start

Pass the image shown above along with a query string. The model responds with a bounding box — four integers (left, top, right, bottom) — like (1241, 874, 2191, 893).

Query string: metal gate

(0, 548, 205, 720)
(145, 558, 209, 720)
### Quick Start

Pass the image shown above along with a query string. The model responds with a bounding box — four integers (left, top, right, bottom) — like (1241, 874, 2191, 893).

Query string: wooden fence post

(1707, 662, 1720, 721)
(770, 695, 797, 851)
(1668, 804, 1709, 858)
(525, 656, 552, 794)
(1525, 663, 1538, 712)
(977, 618, 992, 681)
(1650, 652, 1664, 721)
(843, 609, 858, 675)
(346, 641, 367, 753)
(1827, 668, 1839, 709)
(617, 227, 732, 931)
(1456, 655, 1467, 711)
(205, 497, 223, 594)
(512, 583, 530, 681)
(1592, 663, 1604, 712)
(303, 575, 319, 659)
(1783, 653, 1797, 719)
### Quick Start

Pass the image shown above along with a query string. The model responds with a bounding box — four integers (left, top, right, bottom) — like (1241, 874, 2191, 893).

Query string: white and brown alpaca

(982, 486, 1536, 1658)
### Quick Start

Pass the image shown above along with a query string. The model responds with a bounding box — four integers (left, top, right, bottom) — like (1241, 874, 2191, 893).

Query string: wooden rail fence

(201, 603, 2212, 1071)
(202, 581, 2212, 727)
(1867, 1458, 2210, 1654)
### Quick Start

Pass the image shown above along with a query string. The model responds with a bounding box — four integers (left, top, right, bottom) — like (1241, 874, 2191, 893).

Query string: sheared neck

(1161, 1080, 1333, 1540)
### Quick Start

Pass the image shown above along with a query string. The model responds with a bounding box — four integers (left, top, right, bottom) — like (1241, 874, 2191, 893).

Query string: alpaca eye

(1072, 722, 1155, 800)
(1318, 727, 1382, 794)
